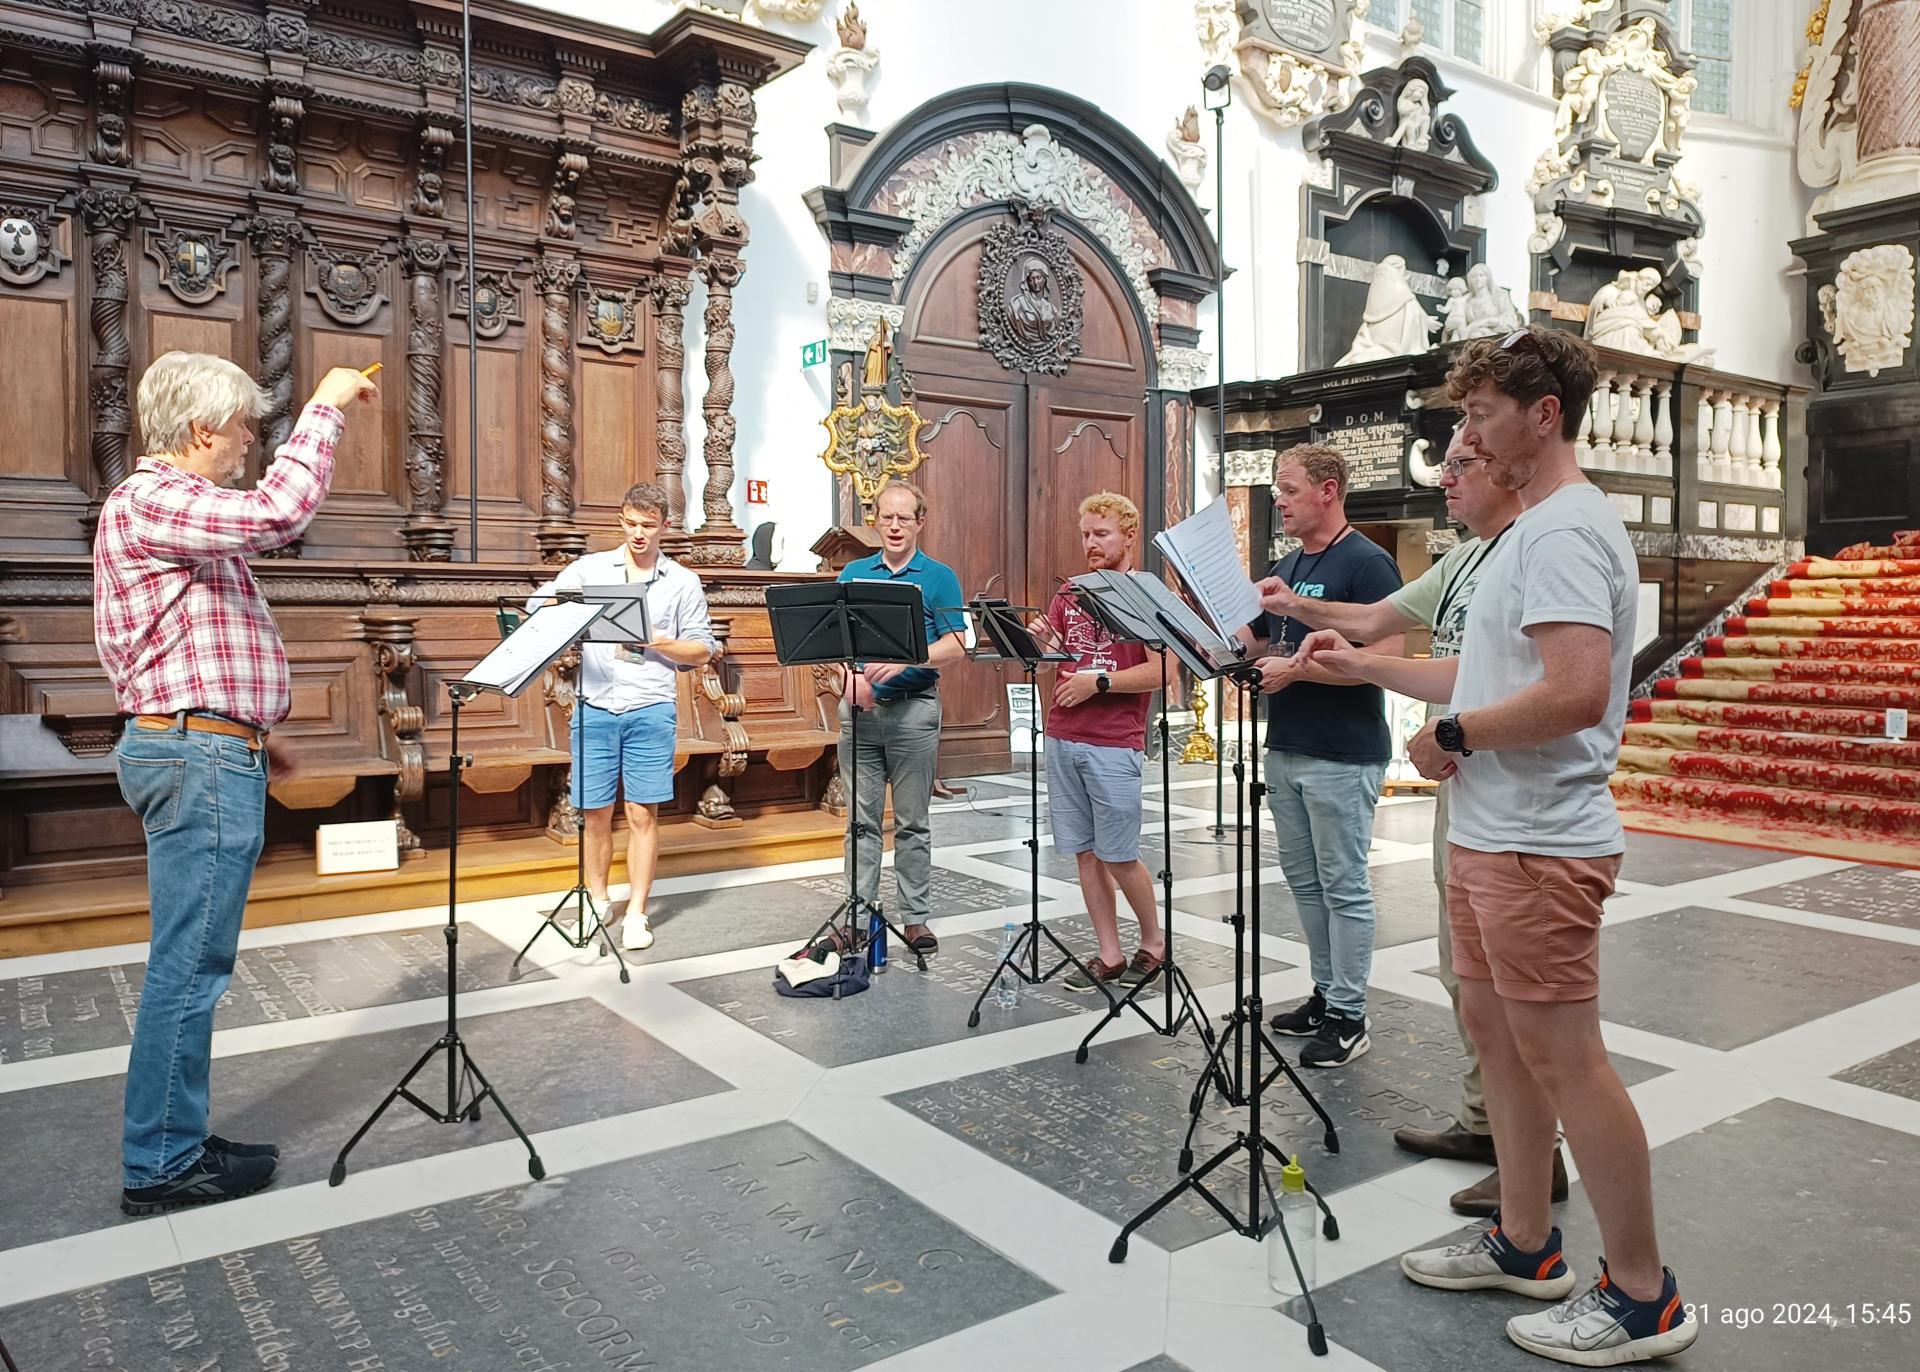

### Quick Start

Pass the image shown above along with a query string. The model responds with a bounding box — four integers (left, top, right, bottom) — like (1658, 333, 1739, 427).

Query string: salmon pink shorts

(1445, 846, 1622, 1003)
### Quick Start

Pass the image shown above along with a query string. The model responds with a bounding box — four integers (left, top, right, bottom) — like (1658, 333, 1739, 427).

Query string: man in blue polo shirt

(838, 480, 968, 954)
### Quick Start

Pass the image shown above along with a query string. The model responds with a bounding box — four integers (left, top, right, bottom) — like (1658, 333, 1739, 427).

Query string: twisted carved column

(400, 238, 454, 560)
(652, 274, 693, 548)
(79, 187, 140, 525)
(533, 256, 586, 564)
(689, 256, 745, 565)
(244, 215, 303, 557)
(361, 610, 425, 859)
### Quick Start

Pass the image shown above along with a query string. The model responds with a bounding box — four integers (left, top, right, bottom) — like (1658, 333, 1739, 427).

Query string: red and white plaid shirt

(92, 403, 344, 729)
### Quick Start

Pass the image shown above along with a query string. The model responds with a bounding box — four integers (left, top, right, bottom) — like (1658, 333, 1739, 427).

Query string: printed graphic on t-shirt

(1059, 598, 1118, 672)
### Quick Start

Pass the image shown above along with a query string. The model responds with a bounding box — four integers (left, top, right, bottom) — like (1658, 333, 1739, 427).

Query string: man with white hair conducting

(95, 352, 378, 1216)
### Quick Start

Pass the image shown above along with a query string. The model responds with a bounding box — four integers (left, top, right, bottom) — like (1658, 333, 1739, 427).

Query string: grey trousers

(839, 691, 942, 921)
(1432, 783, 1490, 1134)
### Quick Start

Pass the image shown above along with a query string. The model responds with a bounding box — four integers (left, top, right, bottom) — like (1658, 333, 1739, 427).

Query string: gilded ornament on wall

(818, 316, 929, 522)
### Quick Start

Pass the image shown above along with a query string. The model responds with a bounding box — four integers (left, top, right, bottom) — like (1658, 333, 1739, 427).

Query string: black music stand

(330, 601, 600, 1187)
(511, 582, 657, 984)
(1065, 571, 1233, 1076)
(958, 598, 1097, 1026)
(768, 580, 930, 989)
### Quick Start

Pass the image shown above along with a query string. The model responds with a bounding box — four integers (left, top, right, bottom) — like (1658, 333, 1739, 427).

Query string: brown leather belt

(133, 712, 267, 750)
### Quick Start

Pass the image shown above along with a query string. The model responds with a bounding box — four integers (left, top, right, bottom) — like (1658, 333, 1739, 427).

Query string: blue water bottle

(867, 906, 888, 972)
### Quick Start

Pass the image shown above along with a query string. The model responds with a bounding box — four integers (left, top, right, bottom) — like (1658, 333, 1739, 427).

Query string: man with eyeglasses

(836, 481, 969, 956)
(1299, 327, 1696, 1366)
(1259, 428, 1563, 1219)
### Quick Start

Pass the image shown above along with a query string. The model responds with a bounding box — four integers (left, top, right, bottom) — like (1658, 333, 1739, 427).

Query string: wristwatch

(1095, 673, 1112, 694)
(1435, 715, 1472, 757)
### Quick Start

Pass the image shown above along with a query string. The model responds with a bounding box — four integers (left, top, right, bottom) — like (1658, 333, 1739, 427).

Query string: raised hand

(311, 366, 379, 411)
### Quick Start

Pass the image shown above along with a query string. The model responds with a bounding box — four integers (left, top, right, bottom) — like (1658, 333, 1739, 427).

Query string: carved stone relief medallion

(976, 205, 1085, 376)
(307, 246, 394, 326)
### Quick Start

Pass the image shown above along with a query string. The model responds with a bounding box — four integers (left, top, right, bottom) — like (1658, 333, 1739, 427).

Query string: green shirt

(1387, 533, 1504, 718)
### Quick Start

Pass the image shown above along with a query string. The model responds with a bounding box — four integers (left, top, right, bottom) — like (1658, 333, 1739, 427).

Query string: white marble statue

(1584, 268, 1661, 352)
(1441, 263, 1523, 342)
(1166, 106, 1206, 194)
(1383, 79, 1433, 153)
(1821, 243, 1917, 378)
(1337, 256, 1438, 365)
(825, 2, 879, 122)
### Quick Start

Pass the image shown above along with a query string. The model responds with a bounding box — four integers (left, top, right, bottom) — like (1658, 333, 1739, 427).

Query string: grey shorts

(1046, 737, 1145, 863)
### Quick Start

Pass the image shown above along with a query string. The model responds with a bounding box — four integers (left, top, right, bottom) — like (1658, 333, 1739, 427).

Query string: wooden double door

(899, 213, 1153, 773)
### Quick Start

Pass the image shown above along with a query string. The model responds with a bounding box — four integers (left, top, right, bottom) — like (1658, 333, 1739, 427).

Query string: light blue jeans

(1265, 750, 1386, 1021)
(115, 722, 269, 1187)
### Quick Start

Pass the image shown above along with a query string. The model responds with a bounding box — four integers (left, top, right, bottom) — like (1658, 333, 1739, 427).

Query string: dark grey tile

(1124, 1358, 1195, 1372)
(0, 998, 728, 1249)
(1598, 907, 1920, 1050)
(1742, 864, 1920, 930)
(632, 867, 1030, 965)
(888, 996, 1665, 1252)
(979, 827, 1283, 884)
(0, 925, 549, 1064)
(673, 914, 1289, 1069)
(930, 803, 1049, 847)
(1837, 1038, 1920, 1101)
(0, 1121, 1054, 1371)
(1297, 1100, 1920, 1372)
(1175, 859, 1441, 948)
(1619, 831, 1793, 885)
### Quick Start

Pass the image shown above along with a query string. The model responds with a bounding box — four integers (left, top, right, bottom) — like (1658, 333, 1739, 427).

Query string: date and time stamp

(1684, 1300, 1912, 1331)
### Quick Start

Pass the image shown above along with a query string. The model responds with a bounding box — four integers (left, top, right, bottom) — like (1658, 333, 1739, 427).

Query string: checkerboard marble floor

(4, 764, 1917, 1371)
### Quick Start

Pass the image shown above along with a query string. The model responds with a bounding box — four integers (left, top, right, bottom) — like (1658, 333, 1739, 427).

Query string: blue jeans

(1266, 750, 1386, 1021)
(115, 723, 268, 1187)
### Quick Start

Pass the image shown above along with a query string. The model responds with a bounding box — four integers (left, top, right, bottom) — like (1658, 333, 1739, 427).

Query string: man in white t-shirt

(1299, 329, 1696, 1366)
(530, 482, 716, 951)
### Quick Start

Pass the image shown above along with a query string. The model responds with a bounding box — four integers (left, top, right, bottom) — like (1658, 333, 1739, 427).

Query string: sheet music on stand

(1069, 570, 1245, 681)
(1152, 498, 1263, 640)
(460, 600, 605, 697)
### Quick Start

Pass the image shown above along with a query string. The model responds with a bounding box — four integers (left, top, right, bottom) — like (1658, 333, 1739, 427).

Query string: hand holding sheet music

(1152, 499, 1263, 639)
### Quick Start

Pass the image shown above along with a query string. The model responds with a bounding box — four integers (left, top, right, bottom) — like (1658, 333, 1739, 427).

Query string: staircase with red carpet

(1612, 536, 1920, 866)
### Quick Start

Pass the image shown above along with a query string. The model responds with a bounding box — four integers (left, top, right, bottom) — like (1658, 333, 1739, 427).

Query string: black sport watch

(1436, 715, 1471, 757)
(1095, 673, 1112, 694)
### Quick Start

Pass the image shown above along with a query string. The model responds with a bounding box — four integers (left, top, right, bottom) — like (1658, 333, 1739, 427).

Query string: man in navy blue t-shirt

(1236, 444, 1403, 1067)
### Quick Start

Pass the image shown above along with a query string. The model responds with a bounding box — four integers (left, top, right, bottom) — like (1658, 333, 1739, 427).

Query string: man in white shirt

(531, 482, 716, 950)
(1299, 329, 1696, 1366)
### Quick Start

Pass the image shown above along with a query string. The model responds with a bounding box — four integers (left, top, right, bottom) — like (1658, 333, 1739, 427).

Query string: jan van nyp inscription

(3, 1122, 1053, 1371)
(0, 926, 544, 1062)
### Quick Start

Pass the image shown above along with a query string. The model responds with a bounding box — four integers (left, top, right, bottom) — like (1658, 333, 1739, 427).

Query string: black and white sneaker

(1269, 991, 1327, 1037)
(1301, 1010, 1370, 1067)
(121, 1146, 277, 1216)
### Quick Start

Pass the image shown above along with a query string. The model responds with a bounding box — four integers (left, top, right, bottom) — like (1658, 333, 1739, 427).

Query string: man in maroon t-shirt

(1042, 493, 1169, 992)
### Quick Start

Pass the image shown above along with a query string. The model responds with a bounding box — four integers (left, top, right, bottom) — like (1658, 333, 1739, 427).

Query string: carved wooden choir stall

(0, 0, 836, 951)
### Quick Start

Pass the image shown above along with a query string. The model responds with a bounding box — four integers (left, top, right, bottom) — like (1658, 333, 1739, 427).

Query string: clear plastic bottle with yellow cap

(1266, 1153, 1316, 1294)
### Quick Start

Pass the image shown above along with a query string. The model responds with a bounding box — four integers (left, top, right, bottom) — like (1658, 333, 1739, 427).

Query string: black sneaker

(121, 1147, 277, 1216)
(1301, 1010, 1370, 1068)
(1269, 991, 1327, 1037)
(206, 1134, 279, 1160)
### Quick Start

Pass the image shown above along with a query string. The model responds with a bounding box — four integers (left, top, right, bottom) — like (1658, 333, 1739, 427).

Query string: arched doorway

(809, 85, 1219, 771)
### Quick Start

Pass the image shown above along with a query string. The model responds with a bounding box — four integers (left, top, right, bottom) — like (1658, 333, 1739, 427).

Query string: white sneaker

(1401, 1217, 1578, 1300)
(1506, 1261, 1698, 1367)
(621, 914, 654, 951)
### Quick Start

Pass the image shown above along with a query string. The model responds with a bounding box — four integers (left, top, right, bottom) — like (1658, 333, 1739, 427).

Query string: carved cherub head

(836, 1, 867, 50)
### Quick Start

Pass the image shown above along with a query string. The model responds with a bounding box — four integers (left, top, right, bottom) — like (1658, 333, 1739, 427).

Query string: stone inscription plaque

(674, 913, 1290, 1069)
(1743, 865, 1920, 931)
(1299, 1100, 1920, 1372)
(890, 997, 1665, 1250)
(1, 1121, 1055, 1372)
(1245, 0, 1344, 59)
(1322, 411, 1409, 493)
(1593, 155, 1668, 210)
(0, 998, 729, 1250)
(1598, 907, 1920, 1051)
(0, 925, 548, 1064)
(1601, 71, 1665, 161)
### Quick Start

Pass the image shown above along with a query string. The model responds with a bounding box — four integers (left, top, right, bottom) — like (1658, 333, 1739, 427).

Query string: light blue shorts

(573, 701, 677, 809)
(1046, 737, 1145, 863)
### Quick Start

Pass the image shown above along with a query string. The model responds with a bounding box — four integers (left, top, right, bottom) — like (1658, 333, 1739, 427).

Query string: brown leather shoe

(1393, 1120, 1497, 1165)
(902, 923, 939, 954)
(1449, 1149, 1571, 1217)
